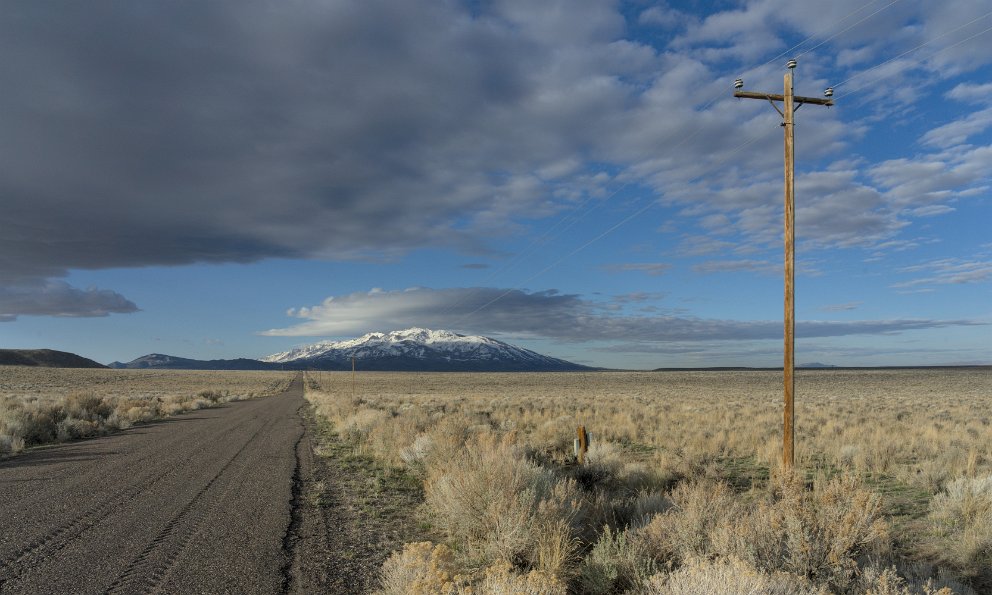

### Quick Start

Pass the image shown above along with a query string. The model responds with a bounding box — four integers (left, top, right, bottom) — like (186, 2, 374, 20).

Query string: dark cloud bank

(2, 0, 987, 325)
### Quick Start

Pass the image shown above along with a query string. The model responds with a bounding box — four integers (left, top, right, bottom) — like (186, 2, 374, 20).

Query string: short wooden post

(576, 425, 589, 464)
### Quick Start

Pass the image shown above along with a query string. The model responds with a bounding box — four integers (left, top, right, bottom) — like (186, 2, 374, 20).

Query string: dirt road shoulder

(288, 406, 426, 594)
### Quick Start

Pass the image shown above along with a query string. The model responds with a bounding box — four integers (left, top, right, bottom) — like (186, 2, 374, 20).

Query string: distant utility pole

(734, 60, 834, 470)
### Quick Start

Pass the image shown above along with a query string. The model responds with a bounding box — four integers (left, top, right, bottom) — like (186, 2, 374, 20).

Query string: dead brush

(378, 542, 567, 595)
(2, 369, 288, 453)
(636, 472, 890, 591)
(927, 474, 992, 589)
(637, 479, 742, 563)
(301, 370, 991, 593)
(643, 556, 826, 595)
(771, 472, 890, 590)
(422, 431, 585, 579)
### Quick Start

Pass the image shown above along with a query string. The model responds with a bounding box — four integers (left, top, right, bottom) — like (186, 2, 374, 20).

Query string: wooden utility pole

(733, 61, 833, 470)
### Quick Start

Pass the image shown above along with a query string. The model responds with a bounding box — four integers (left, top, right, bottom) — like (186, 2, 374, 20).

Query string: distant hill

(0, 349, 107, 369)
(109, 354, 289, 371)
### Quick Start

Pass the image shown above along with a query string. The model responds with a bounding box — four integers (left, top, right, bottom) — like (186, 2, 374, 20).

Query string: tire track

(105, 416, 278, 594)
(0, 376, 305, 595)
(0, 417, 251, 590)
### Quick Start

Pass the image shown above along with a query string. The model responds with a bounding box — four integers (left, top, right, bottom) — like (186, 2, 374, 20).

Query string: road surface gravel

(0, 376, 308, 594)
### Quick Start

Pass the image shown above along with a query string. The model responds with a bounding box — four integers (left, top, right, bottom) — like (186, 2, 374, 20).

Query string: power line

(440, 177, 632, 316)
(740, 0, 900, 81)
(452, 2, 896, 313)
(831, 10, 992, 93)
(794, 0, 904, 60)
(441, 97, 726, 320)
(453, 133, 769, 323)
(449, 5, 977, 325)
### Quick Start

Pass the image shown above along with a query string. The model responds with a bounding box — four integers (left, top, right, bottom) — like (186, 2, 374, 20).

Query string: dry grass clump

(423, 431, 584, 577)
(638, 473, 889, 591)
(1, 368, 291, 455)
(304, 368, 990, 593)
(644, 555, 825, 594)
(378, 541, 566, 595)
(379, 541, 461, 595)
(927, 475, 992, 588)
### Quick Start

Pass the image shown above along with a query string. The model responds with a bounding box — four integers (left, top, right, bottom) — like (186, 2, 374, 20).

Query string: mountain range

(109, 328, 589, 372)
(108, 354, 280, 371)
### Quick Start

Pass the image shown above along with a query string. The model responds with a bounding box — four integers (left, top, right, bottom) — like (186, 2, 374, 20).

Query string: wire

(452, 132, 770, 323)
(465, 0, 901, 297)
(739, 0, 900, 81)
(831, 10, 992, 91)
(463, 0, 901, 302)
(795, 0, 904, 60)
(441, 95, 723, 318)
(449, 2, 943, 323)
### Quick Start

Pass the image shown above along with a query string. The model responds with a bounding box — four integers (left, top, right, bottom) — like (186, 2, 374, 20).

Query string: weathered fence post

(575, 425, 589, 464)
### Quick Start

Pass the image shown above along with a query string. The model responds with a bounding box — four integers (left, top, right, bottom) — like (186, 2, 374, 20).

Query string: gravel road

(0, 375, 308, 594)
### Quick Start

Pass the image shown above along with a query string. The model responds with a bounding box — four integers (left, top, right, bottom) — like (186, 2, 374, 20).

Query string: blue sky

(1, 0, 990, 368)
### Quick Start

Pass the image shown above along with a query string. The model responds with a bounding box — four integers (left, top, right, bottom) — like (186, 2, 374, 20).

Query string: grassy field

(0, 367, 293, 456)
(305, 368, 991, 594)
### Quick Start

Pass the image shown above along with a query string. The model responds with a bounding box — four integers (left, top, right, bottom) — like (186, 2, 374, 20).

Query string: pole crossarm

(734, 90, 834, 106)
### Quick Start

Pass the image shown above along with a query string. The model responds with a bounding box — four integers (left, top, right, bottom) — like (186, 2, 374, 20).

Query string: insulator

(734, 78, 744, 89)
(786, 58, 797, 69)
(824, 87, 834, 97)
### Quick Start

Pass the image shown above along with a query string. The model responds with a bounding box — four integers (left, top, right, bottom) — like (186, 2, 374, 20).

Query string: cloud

(893, 258, 992, 288)
(638, 5, 689, 30)
(869, 145, 991, 210)
(921, 107, 992, 148)
(610, 292, 667, 304)
(260, 286, 984, 342)
(601, 263, 672, 276)
(2, 0, 989, 320)
(460, 263, 491, 270)
(908, 204, 955, 217)
(0, 281, 139, 321)
(947, 82, 992, 104)
(692, 259, 777, 274)
(820, 301, 862, 312)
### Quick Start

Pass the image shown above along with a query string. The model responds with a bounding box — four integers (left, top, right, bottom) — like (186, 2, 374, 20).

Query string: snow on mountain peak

(264, 328, 519, 363)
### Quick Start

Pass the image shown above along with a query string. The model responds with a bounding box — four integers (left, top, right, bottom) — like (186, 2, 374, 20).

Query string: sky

(1, 0, 990, 369)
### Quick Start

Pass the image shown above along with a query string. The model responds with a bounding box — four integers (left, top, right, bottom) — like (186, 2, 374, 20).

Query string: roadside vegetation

(0, 368, 292, 456)
(304, 368, 991, 594)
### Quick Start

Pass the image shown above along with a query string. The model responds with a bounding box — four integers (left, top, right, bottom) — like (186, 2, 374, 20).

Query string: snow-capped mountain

(262, 328, 589, 371)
